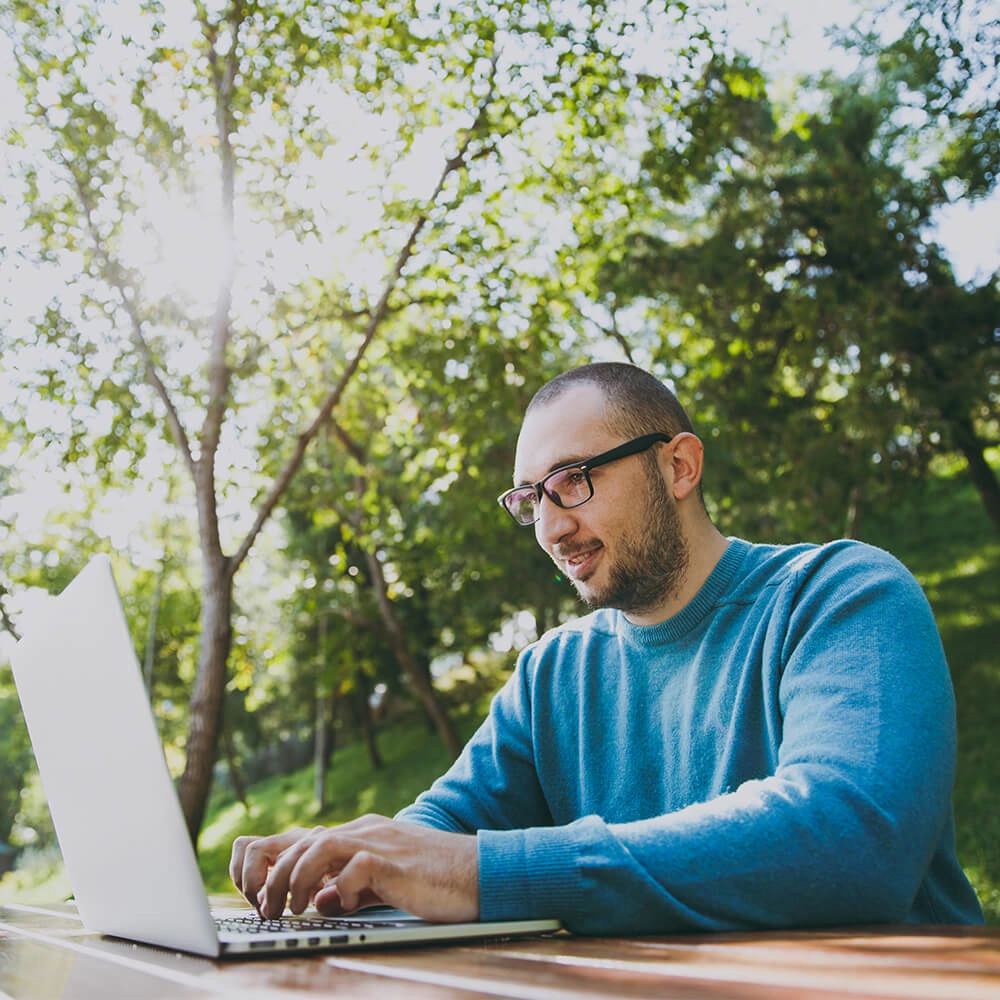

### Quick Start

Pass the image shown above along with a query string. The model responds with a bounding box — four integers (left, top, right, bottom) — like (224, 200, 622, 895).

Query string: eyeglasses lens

(502, 467, 593, 525)
(508, 489, 539, 525)
(545, 468, 591, 509)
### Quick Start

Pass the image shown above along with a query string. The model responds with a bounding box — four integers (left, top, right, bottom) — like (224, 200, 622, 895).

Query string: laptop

(7, 554, 560, 957)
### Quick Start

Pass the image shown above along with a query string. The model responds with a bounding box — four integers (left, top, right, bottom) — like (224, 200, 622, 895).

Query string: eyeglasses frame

(497, 432, 674, 526)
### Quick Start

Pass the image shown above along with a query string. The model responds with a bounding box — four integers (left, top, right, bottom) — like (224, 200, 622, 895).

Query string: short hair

(527, 362, 696, 440)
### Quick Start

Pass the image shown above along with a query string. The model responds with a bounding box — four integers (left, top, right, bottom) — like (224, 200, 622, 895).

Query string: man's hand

(229, 814, 479, 923)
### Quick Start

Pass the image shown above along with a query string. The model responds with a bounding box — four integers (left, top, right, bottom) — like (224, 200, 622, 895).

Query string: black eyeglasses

(497, 433, 672, 526)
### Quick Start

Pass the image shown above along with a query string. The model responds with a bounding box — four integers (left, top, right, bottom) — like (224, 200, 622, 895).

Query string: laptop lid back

(9, 555, 220, 956)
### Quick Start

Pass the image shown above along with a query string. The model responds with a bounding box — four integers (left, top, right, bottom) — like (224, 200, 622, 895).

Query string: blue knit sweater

(397, 538, 984, 933)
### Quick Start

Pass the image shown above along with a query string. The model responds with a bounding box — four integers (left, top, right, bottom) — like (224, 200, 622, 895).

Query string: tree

(596, 50, 999, 538)
(1, 0, 716, 843)
(0, 675, 34, 848)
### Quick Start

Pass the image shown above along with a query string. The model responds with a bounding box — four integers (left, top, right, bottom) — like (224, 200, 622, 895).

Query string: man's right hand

(229, 815, 480, 923)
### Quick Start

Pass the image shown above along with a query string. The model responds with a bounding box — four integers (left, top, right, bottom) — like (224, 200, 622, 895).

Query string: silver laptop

(8, 555, 560, 957)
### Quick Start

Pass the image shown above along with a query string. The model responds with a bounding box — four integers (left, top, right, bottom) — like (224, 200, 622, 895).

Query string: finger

(229, 835, 254, 894)
(241, 828, 311, 912)
(331, 850, 387, 914)
(284, 833, 358, 915)
(313, 882, 347, 916)
(260, 831, 332, 918)
(315, 882, 382, 916)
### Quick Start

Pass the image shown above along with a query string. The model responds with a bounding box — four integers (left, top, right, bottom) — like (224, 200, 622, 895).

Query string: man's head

(505, 362, 709, 625)
(525, 362, 698, 444)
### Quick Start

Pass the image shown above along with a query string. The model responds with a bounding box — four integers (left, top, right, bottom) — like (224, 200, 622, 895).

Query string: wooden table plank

(2, 903, 999, 1000)
(0, 932, 220, 1000)
(325, 928, 1000, 1000)
(0, 906, 506, 1000)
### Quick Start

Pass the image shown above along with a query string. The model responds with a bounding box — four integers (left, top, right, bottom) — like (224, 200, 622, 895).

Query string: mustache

(552, 541, 601, 560)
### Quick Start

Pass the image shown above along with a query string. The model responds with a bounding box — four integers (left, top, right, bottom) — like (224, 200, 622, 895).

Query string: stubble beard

(572, 465, 690, 618)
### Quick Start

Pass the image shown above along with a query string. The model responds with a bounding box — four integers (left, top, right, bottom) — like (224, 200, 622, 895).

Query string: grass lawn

(197, 711, 485, 894)
(858, 457, 1000, 925)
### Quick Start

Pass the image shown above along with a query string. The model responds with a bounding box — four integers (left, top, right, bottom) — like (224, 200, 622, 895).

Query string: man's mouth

(558, 544, 602, 579)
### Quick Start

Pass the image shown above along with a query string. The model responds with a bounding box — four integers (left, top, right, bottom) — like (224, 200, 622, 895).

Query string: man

(231, 362, 983, 932)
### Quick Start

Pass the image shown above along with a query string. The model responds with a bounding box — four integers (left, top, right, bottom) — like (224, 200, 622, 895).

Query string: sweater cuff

(477, 826, 580, 922)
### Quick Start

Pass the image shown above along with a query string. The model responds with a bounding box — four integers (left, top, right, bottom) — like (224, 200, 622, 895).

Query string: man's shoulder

(741, 537, 908, 580)
(734, 537, 917, 605)
(539, 607, 619, 641)
(525, 608, 620, 659)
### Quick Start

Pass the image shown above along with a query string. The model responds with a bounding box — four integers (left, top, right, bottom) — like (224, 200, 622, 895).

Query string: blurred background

(0, 0, 996, 921)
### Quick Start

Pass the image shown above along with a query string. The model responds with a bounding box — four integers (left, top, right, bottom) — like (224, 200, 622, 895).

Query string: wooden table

(2, 901, 999, 999)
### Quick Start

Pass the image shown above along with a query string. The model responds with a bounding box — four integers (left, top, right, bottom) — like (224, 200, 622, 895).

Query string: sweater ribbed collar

(615, 537, 750, 646)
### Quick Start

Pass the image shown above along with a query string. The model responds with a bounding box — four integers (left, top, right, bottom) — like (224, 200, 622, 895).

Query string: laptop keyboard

(215, 913, 414, 934)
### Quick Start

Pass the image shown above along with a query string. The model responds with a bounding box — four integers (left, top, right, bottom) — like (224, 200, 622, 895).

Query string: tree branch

(230, 56, 501, 573)
(8, 45, 199, 482)
(330, 419, 369, 466)
(0, 585, 20, 642)
(574, 299, 637, 363)
(117, 298, 198, 480)
(199, 0, 245, 484)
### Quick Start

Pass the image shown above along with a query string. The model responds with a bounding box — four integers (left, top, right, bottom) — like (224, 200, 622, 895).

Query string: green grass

(197, 710, 486, 893)
(857, 459, 1000, 925)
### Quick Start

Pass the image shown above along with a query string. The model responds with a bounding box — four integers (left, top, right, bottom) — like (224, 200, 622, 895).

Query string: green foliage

(0, 675, 34, 846)
(595, 48, 1000, 540)
(845, 0, 1000, 199)
(0, 0, 720, 837)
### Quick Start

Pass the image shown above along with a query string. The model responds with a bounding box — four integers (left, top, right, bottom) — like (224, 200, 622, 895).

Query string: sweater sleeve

(475, 546, 979, 932)
(395, 654, 554, 834)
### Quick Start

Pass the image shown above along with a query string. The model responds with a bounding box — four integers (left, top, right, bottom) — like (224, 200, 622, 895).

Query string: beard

(571, 464, 690, 617)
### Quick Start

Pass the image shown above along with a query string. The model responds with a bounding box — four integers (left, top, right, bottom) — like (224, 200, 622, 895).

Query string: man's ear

(662, 432, 704, 501)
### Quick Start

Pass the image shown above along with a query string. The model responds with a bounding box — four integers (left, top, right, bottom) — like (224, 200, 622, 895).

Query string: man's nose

(534, 495, 578, 548)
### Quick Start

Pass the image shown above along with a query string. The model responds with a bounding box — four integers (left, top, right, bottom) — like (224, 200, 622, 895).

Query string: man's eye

(550, 469, 587, 492)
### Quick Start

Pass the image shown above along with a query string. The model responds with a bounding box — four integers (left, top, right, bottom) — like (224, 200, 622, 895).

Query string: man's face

(513, 384, 689, 622)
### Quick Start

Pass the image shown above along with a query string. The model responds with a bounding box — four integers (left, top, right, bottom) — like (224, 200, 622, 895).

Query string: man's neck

(624, 521, 729, 627)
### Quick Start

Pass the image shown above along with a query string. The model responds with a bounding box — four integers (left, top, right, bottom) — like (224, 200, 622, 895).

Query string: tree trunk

(313, 610, 330, 810)
(363, 550, 462, 760)
(355, 670, 383, 771)
(949, 413, 1000, 534)
(176, 554, 234, 846)
(142, 555, 165, 694)
(221, 722, 248, 809)
(843, 483, 864, 540)
(313, 684, 331, 810)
